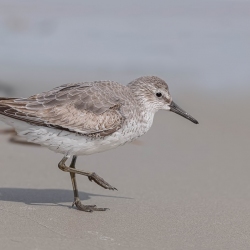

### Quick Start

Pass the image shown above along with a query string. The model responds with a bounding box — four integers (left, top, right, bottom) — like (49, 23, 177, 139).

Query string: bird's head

(128, 76, 198, 124)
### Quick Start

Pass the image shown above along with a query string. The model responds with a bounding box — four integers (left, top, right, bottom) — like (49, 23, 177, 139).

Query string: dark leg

(58, 156, 111, 212)
(58, 156, 117, 190)
(69, 156, 79, 201)
(69, 156, 108, 212)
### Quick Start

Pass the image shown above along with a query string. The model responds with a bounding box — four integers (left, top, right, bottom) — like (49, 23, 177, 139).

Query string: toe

(72, 199, 109, 212)
(92, 207, 110, 211)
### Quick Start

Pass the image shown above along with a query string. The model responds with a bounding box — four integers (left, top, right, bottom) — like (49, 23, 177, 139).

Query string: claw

(72, 198, 109, 212)
(88, 172, 117, 191)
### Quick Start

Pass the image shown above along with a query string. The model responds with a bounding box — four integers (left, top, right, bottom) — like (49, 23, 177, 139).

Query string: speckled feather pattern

(0, 76, 172, 156)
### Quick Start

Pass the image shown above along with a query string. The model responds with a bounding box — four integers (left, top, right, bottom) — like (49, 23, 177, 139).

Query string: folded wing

(0, 81, 126, 137)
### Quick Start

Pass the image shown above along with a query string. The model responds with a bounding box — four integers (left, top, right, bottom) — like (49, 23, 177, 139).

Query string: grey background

(0, 0, 250, 249)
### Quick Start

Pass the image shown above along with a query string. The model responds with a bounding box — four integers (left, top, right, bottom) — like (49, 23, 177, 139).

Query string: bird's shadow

(0, 188, 132, 208)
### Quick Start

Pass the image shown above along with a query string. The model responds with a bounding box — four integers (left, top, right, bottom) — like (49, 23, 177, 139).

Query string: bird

(0, 76, 198, 212)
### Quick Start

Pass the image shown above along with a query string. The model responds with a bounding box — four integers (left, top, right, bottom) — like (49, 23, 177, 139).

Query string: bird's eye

(156, 92, 162, 97)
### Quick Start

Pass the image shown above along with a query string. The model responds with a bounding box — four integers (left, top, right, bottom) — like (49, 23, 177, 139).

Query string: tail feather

(0, 97, 18, 109)
(0, 97, 46, 127)
(0, 97, 17, 101)
(0, 97, 26, 122)
(0, 97, 16, 112)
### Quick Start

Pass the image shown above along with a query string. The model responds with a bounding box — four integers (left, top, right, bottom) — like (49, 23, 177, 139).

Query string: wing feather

(0, 81, 127, 136)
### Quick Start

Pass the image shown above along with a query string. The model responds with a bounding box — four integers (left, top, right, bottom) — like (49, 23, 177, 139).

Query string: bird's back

(0, 81, 150, 154)
(0, 81, 135, 135)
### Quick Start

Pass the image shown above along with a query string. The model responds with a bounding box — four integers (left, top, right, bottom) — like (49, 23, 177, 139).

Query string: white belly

(0, 115, 143, 156)
(0, 112, 154, 157)
(19, 126, 133, 156)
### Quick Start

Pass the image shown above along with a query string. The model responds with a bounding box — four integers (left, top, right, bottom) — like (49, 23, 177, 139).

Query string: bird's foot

(88, 172, 117, 191)
(72, 198, 109, 212)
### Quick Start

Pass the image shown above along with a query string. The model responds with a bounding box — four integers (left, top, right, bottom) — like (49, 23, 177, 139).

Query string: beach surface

(0, 87, 250, 249)
(0, 0, 250, 249)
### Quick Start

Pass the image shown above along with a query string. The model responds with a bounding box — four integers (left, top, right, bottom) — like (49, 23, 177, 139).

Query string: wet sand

(0, 88, 250, 250)
(0, 0, 250, 249)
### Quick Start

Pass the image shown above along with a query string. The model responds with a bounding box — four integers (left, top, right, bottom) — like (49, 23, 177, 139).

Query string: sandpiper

(0, 76, 198, 212)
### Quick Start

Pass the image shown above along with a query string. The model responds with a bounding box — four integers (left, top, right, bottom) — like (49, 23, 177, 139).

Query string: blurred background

(0, 0, 249, 96)
(0, 1, 250, 249)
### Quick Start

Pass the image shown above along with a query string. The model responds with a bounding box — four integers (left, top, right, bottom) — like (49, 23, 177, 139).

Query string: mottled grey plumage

(0, 81, 128, 136)
(0, 76, 198, 212)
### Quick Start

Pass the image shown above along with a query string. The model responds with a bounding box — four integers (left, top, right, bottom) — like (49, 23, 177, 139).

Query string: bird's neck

(126, 82, 158, 137)
(128, 83, 157, 114)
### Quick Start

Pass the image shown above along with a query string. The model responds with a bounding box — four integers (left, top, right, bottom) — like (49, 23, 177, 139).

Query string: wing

(0, 81, 127, 136)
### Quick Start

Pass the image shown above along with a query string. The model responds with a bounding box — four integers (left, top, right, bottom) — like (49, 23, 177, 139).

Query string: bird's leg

(68, 156, 109, 212)
(68, 156, 81, 207)
(58, 156, 117, 190)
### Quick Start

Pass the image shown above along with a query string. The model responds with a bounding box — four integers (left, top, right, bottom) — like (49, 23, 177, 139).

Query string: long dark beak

(169, 101, 199, 124)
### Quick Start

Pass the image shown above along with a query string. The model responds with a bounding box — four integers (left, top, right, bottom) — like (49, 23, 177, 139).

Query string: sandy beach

(1, 87, 250, 249)
(0, 0, 250, 249)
